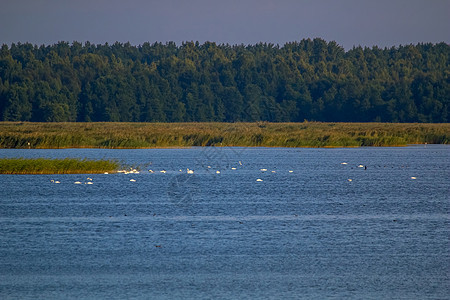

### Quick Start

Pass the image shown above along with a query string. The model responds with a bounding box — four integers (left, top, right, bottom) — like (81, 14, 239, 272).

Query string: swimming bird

(411, 177, 416, 180)
(256, 178, 263, 182)
(341, 162, 348, 165)
(54, 181, 60, 184)
(348, 179, 352, 182)
(160, 170, 166, 173)
(260, 168, 267, 172)
(104, 172, 109, 174)
(231, 167, 237, 170)
(289, 170, 294, 173)
(216, 171, 221, 174)
(187, 168, 194, 174)
(74, 181, 82, 184)
(148, 170, 154, 173)
(130, 179, 136, 182)
(239, 161, 242, 166)
(86, 181, 93, 185)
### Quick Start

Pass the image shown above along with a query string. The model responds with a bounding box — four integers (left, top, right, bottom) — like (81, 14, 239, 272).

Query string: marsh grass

(0, 158, 120, 174)
(0, 122, 448, 149)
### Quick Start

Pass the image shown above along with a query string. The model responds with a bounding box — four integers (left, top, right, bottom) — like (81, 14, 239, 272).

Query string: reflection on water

(0, 145, 449, 299)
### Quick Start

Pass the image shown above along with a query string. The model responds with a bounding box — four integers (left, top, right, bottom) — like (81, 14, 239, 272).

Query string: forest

(0, 39, 449, 123)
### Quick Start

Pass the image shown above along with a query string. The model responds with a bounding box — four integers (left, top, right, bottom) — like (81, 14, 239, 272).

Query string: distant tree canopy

(0, 39, 449, 123)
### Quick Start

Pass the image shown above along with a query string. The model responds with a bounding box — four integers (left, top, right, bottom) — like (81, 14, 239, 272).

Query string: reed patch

(0, 122, 448, 148)
(0, 158, 120, 174)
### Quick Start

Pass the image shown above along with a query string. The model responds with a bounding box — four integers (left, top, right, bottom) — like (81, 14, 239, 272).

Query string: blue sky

(1, 0, 449, 49)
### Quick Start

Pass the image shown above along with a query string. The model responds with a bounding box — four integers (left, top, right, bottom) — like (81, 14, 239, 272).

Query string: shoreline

(0, 144, 415, 149)
(0, 122, 448, 149)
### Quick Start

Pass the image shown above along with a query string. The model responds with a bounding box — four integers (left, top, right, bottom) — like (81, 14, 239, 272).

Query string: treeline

(0, 39, 449, 123)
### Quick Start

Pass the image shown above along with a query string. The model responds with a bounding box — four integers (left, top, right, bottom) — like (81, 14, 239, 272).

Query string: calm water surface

(0, 146, 449, 299)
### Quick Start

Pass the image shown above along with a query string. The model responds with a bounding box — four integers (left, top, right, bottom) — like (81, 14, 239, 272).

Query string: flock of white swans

(48, 161, 417, 184)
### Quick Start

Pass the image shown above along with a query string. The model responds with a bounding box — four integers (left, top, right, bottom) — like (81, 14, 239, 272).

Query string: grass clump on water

(0, 158, 119, 174)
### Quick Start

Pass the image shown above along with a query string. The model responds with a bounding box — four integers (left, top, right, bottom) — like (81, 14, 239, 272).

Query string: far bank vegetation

(0, 122, 448, 148)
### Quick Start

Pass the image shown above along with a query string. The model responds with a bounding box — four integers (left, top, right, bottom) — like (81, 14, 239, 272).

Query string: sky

(0, 0, 449, 50)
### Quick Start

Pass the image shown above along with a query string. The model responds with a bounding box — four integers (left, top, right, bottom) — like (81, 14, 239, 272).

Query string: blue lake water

(0, 145, 449, 299)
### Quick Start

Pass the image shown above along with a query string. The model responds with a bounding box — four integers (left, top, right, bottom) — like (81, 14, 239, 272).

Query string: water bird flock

(47, 160, 418, 186)
(73, 177, 95, 184)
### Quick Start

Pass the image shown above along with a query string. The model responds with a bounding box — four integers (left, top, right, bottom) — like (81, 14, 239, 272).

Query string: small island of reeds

(0, 158, 119, 174)
(0, 122, 448, 148)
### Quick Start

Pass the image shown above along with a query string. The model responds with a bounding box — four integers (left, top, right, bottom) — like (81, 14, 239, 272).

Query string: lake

(0, 145, 449, 299)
